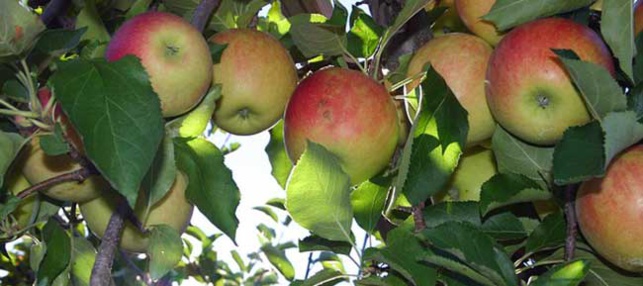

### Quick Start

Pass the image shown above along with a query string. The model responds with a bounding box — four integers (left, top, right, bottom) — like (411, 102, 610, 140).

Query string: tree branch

(16, 167, 98, 199)
(191, 0, 222, 32)
(40, 0, 70, 27)
(413, 201, 426, 233)
(90, 198, 128, 286)
(564, 184, 579, 261)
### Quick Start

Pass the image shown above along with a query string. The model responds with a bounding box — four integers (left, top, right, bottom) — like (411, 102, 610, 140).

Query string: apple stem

(16, 167, 98, 199)
(564, 183, 579, 261)
(191, 0, 223, 32)
(91, 197, 127, 286)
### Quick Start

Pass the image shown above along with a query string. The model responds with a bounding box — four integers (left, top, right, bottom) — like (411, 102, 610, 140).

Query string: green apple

(455, 0, 504, 46)
(210, 28, 298, 135)
(283, 67, 400, 185)
(406, 33, 495, 147)
(576, 145, 643, 272)
(3, 169, 36, 229)
(435, 147, 497, 202)
(486, 17, 615, 145)
(80, 171, 193, 253)
(105, 11, 213, 117)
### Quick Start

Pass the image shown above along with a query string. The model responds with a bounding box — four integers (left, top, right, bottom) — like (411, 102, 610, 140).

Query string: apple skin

(576, 145, 643, 273)
(4, 169, 36, 229)
(435, 146, 497, 202)
(105, 12, 213, 117)
(636, 1, 643, 37)
(283, 67, 399, 185)
(406, 33, 495, 147)
(210, 29, 298, 135)
(486, 18, 615, 146)
(21, 137, 108, 203)
(455, 0, 504, 46)
(80, 171, 193, 253)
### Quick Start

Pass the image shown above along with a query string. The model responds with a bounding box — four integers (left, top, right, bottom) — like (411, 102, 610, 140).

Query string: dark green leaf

(479, 173, 551, 216)
(0, 0, 45, 61)
(481, 212, 527, 241)
(483, 0, 595, 31)
(553, 121, 605, 185)
(39, 124, 70, 156)
(601, 0, 635, 80)
(602, 111, 643, 167)
(141, 133, 176, 209)
(327, 0, 349, 26)
(628, 83, 643, 121)
(421, 254, 494, 286)
(347, 7, 383, 58)
(423, 201, 482, 228)
(351, 179, 388, 233)
(265, 120, 292, 189)
(633, 33, 643, 86)
(525, 211, 565, 253)
(0, 130, 25, 188)
(285, 142, 352, 242)
(174, 137, 240, 241)
(492, 127, 554, 188)
(209, 43, 228, 64)
(0, 195, 21, 221)
(37, 219, 71, 284)
(2, 79, 29, 103)
(50, 57, 164, 207)
(34, 28, 87, 55)
(261, 244, 295, 281)
(148, 225, 183, 280)
(237, 0, 269, 28)
(298, 234, 352, 255)
(530, 259, 590, 286)
(289, 14, 346, 58)
(253, 206, 279, 222)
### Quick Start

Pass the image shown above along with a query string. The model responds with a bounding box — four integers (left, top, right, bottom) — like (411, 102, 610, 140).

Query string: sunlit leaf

(483, 0, 595, 31)
(148, 225, 183, 280)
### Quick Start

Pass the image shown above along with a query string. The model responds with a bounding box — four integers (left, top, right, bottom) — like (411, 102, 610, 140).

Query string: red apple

(455, 0, 504, 46)
(576, 145, 643, 272)
(283, 67, 399, 185)
(486, 18, 615, 145)
(105, 12, 212, 117)
(406, 33, 495, 147)
(209, 28, 298, 135)
(635, 1, 643, 37)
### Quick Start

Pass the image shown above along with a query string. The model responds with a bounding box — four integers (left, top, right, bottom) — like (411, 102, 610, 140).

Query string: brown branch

(16, 167, 97, 199)
(90, 198, 128, 286)
(191, 0, 222, 32)
(40, 0, 71, 27)
(564, 184, 579, 261)
(413, 201, 426, 233)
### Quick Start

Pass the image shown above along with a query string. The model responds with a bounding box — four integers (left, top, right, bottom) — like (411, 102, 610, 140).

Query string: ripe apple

(576, 145, 643, 272)
(3, 169, 36, 229)
(283, 67, 399, 185)
(434, 146, 497, 202)
(20, 137, 108, 203)
(406, 33, 495, 147)
(486, 17, 615, 145)
(209, 28, 298, 135)
(455, 0, 504, 46)
(105, 11, 213, 117)
(80, 171, 193, 253)
(636, 1, 643, 37)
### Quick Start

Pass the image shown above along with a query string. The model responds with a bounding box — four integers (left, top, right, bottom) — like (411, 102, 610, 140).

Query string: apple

(486, 17, 615, 145)
(406, 33, 495, 147)
(455, 0, 504, 46)
(3, 169, 36, 229)
(209, 28, 298, 135)
(105, 12, 213, 117)
(20, 137, 108, 203)
(576, 145, 643, 272)
(80, 171, 193, 253)
(636, 1, 643, 37)
(434, 146, 497, 202)
(37, 87, 84, 153)
(283, 67, 399, 185)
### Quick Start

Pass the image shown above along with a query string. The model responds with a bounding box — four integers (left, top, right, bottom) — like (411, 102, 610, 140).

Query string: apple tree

(1, 0, 643, 285)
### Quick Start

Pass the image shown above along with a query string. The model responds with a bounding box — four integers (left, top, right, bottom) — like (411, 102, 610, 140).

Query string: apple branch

(90, 198, 128, 286)
(191, 0, 222, 32)
(412, 201, 426, 233)
(40, 0, 71, 27)
(16, 167, 98, 199)
(564, 184, 579, 261)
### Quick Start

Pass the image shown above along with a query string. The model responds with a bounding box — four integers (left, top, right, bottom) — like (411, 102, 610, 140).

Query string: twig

(16, 167, 97, 199)
(564, 184, 579, 261)
(40, 0, 70, 27)
(413, 201, 426, 233)
(304, 252, 314, 279)
(90, 198, 128, 286)
(190, 0, 222, 32)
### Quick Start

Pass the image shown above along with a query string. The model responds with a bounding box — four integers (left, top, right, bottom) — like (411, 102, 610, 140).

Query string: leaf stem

(564, 184, 579, 261)
(388, 71, 425, 92)
(20, 59, 39, 114)
(0, 108, 39, 118)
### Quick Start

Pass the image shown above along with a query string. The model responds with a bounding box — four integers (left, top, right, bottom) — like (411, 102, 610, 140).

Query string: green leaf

(634, 33, 643, 86)
(553, 121, 605, 185)
(2, 79, 29, 103)
(601, 0, 635, 81)
(628, 83, 643, 121)
(167, 85, 221, 138)
(33, 27, 87, 56)
(479, 173, 551, 216)
(364, 227, 438, 286)
(350, 179, 388, 233)
(327, 0, 349, 26)
(556, 51, 627, 119)
(285, 142, 352, 242)
(483, 0, 595, 31)
(419, 222, 518, 286)
(289, 14, 346, 58)
(423, 201, 482, 228)
(148, 224, 183, 280)
(259, 0, 291, 38)
(39, 124, 70, 156)
(75, 0, 110, 44)
(492, 127, 554, 188)
(347, 6, 383, 58)
(261, 244, 295, 281)
(381, 0, 434, 52)
(421, 254, 494, 286)
(265, 120, 292, 189)
(0, 0, 45, 61)
(50, 57, 165, 207)
(237, 0, 269, 28)
(481, 212, 527, 241)
(602, 111, 643, 167)
(525, 211, 565, 253)
(295, 269, 346, 286)
(174, 137, 240, 242)
(530, 259, 590, 286)
(141, 133, 176, 216)
(298, 234, 352, 255)
(0, 195, 21, 221)
(0, 130, 25, 188)
(209, 43, 227, 64)
(37, 219, 71, 284)
(253, 205, 279, 222)
(125, 0, 154, 19)
(163, 0, 199, 18)
(70, 238, 96, 286)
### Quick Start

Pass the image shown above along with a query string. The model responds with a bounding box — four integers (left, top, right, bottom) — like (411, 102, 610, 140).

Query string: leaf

(479, 173, 551, 216)
(174, 137, 240, 242)
(2, 79, 29, 103)
(0, 0, 45, 61)
(298, 234, 352, 255)
(601, 0, 635, 81)
(634, 33, 643, 86)
(481, 212, 527, 241)
(141, 133, 176, 209)
(50, 57, 165, 207)
(237, 0, 269, 28)
(125, 0, 154, 19)
(492, 127, 555, 188)
(75, 0, 110, 43)
(260, 0, 291, 38)
(166, 85, 221, 138)
(0, 130, 25, 188)
(33, 27, 87, 56)
(350, 179, 388, 233)
(39, 124, 70, 156)
(421, 254, 495, 286)
(265, 120, 292, 189)
(37, 219, 71, 284)
(419, 222, 518, 286)
(553, 121, 605, 185)
(423, 201, 482, 229)
(556, 51, 627, 119)
(285, 142, 352, 242)
(261, 244, 295, 281)
(289, 14, 346, 58)
(294, 269, 346, 286)
(381, 0, 433, 51)
(0, 195, 21, 221)
(253, 205, 279, 222)
(602, 111, 643, 167)
(530, 259, 590, 286)
(148, 224, 183, 280)
(525, 211, 566, 253)
(70, 238, 96, 286)
(483, 0, 595, 31)
(347, 6, 383, 58)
